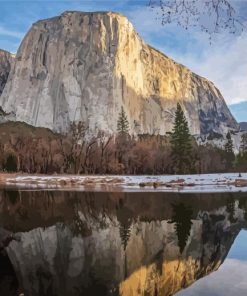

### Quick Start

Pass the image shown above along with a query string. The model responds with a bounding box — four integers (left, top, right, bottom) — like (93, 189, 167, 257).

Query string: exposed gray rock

(0, 51, 15, 124)
(0, 11, 239, 135)
(240, 122, 247, 131)
(0, 49, 14, 96)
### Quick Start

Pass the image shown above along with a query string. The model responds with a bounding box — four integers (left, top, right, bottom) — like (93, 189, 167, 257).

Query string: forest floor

(0, 173, 247, 193)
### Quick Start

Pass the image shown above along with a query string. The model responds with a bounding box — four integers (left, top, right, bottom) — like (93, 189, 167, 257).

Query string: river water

(0, 190, 246, 296)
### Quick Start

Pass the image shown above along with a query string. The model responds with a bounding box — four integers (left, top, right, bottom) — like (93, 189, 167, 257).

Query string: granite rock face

(240, 122, 247, 131)
(0, 50, 14, 96)
(0, 11, 238, 135)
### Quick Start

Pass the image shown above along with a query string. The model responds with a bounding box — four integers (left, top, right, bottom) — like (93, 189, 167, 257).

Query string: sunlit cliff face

(0, 191, 246, 296)
(0, 11, 238, 136)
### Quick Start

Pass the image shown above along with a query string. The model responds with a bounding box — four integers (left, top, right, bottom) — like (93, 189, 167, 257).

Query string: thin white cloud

(171, 33, 247, 105)
(0, 26, 24, 39)
(127, 5, 247, 105)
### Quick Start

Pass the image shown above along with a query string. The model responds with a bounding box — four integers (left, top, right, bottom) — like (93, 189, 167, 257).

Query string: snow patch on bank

(1, 173, 247, 193)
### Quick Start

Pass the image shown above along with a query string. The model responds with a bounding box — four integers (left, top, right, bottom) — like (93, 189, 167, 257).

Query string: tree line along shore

(0, 104, 246, 175)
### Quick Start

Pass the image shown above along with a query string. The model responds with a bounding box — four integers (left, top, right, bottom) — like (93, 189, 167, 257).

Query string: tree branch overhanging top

(149, 0, 245, 36)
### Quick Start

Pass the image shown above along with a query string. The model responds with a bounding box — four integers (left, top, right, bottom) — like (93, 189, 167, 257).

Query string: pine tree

(236, 133, 247, 171)
(168, 203, 193, 254)
(119, 224, 131, 250)
(117, 106, 129, 135)
(170, 103, 194, 174)
(116, 107, 130, 170)
(225, 131, 234, 153)
(4, 154, 17, 172)
(224, 131, 235, 170)
(240, 133, 247, 154)
(226, 198, 237, 223)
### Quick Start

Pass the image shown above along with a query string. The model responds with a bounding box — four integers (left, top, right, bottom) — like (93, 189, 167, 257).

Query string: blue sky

(0, 0, 247, 121)
(177, 230, 247, 296)
(229, 101, 247, 122)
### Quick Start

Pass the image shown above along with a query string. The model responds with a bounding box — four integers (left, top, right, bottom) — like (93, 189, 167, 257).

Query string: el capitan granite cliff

(0, 11, 239, 136)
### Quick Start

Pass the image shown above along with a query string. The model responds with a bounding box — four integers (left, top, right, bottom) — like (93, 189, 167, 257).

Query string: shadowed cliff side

(0, 11, 238, 136)
(0, 50, 14, 96)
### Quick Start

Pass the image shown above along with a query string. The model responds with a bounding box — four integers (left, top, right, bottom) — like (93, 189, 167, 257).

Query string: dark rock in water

(0, 251, 19, 296)
(0, 228, 20, 252)
(0, 228, 19, 296)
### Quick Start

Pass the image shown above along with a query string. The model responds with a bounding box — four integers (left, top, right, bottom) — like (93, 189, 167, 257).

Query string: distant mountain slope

(0, 11, 238, 135)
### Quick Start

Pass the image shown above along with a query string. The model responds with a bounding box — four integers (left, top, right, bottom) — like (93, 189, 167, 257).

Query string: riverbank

(0, 173, 247, 193)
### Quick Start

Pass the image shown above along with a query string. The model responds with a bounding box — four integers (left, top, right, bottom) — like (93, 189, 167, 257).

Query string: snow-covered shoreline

(0, 173, 247, 193)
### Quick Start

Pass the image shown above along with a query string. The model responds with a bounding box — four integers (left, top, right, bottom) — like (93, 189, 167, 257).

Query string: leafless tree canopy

(149, 0, 245, 35)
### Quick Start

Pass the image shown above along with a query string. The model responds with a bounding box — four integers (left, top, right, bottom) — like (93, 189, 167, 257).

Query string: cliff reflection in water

(0, 190, 247, 296)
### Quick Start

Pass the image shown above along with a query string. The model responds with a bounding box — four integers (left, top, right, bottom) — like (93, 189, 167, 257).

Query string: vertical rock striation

(0, 11, 238, 135)
(0, 49, 14, 96)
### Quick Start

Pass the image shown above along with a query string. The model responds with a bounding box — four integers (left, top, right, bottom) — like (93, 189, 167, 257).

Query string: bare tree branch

(149, 0, 245, 36)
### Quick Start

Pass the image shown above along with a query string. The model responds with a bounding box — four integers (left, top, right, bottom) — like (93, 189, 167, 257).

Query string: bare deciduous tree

(98, 131, 113, 174)
(59, 121, 88, 173)
(149, 0, 245, 35)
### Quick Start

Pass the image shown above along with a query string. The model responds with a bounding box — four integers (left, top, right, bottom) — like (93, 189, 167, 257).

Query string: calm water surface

(0, 190, 246, 296)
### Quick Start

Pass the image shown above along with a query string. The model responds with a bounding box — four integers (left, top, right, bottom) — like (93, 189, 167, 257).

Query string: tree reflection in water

(0, 191, 246, 296)
(168, 203, 193, 253)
